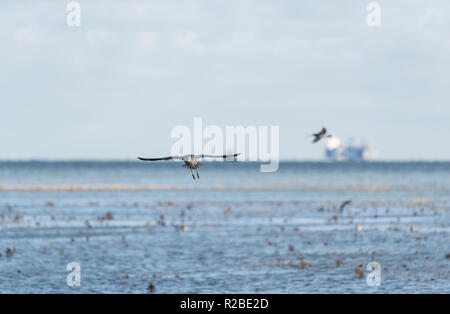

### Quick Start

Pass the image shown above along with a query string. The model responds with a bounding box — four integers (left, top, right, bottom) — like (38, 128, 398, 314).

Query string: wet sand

(0, 162, 449, 293)
(0, 195, 448, 293)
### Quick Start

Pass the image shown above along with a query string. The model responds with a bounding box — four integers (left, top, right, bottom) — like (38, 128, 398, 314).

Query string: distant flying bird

(138, 153, 240, 180)
(339, 200, 352, 213)
(310, 127, 332, 143)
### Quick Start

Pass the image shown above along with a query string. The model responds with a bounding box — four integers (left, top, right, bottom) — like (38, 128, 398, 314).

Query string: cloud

(138, 31, 157, 52)
(419, 8, 448, 28)
(14, 27, 38, 45)
(177, 31, 203, 52)
(86, 30, 113, 44)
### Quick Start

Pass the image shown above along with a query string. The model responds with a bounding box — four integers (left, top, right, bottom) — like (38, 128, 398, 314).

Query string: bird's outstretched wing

(196, 153, 240, 159)
(138, 156, 183, 161)
(312, 137, 321, 143)
(313, 127, 326, 137)
(339, 200, 352, 212)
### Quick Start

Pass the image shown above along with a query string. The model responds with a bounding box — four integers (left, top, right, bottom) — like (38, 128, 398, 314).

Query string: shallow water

(0, 161, 449, 293)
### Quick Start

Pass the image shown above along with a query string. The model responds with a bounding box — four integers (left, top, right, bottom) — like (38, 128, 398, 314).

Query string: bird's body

(181, 155, 202, 170)
(138, 153, 240, 180)
(311, 127, 332, 143)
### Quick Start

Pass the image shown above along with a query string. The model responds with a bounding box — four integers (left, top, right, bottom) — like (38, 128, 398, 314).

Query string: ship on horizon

(325, 136, 377, 162)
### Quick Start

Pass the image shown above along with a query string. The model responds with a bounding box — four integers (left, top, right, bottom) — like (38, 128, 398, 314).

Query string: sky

(0, 0, 449, 160)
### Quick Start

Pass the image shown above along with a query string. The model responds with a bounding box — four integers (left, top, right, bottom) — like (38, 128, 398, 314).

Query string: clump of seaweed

(98, 212, 114, 222)
(6, 248, 16, 258)
(355, 263, 364, 278)
(289, 257, 311, 269)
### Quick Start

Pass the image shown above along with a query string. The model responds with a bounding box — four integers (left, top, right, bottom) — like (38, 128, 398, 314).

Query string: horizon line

(1, 158, 450, 163)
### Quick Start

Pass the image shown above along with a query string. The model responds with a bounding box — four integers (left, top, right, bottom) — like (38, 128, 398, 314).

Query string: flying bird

(339, 200, 352, 213)
(310, 127, 332, 143)
(138, 153, 240, 180)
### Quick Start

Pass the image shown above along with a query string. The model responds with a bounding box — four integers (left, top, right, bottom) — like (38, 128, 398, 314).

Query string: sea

(0, 161, 449, 293)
